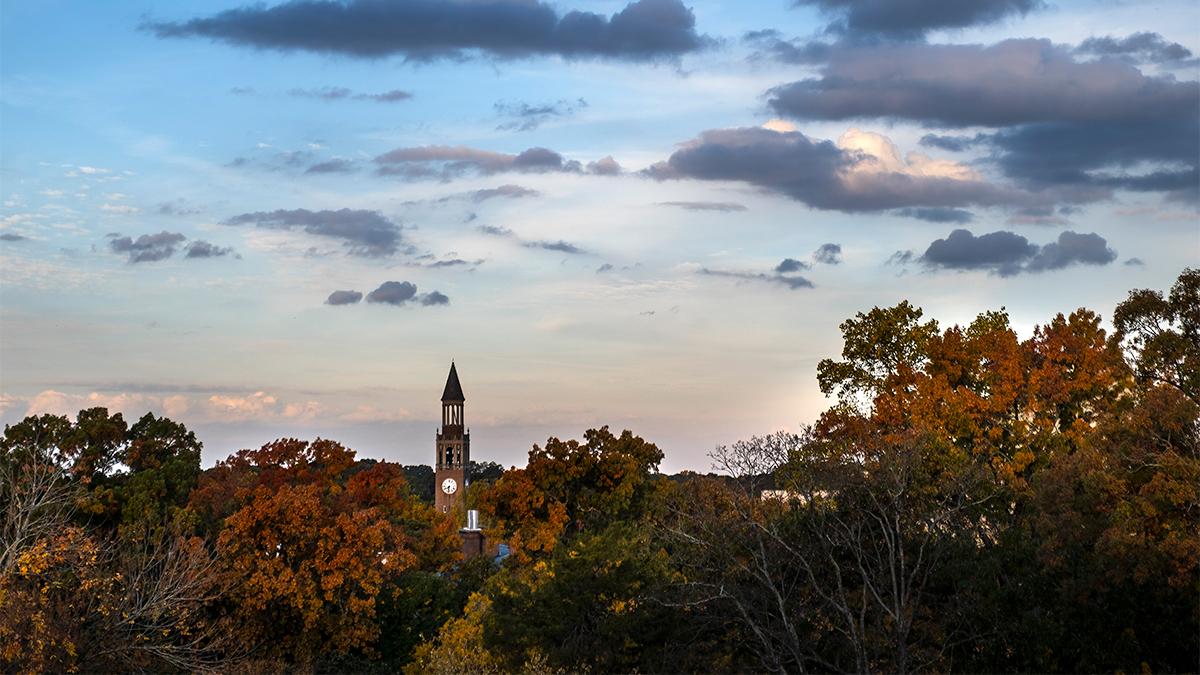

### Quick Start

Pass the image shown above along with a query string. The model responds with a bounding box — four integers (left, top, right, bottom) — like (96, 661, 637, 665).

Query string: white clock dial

(441, 478, 458, 494)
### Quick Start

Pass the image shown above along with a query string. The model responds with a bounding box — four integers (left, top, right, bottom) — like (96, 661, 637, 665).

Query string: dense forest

(2, 269, 1196, 673)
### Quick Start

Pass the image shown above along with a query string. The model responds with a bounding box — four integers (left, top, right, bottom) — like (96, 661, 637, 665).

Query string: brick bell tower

(435, 362, 469, 515)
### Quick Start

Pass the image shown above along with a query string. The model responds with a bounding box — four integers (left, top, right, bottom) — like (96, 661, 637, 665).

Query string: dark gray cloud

(700, 267, 814, 290)
(658, 201, 747, 212)
(496, 98, 587, 131)
(289, 86, 414, 102)
(793, 0, 1041, 40)
(365, 280, 448, 307)
(1024, 230, 1117, 272)
(476, 224, 586, 255)
(776, 258, 811, 273)
(743, 30, 832, 64)
(918, 134, 982, 152)
(764, 39, 1199, 200)
(1124, 257, 1145, 267)
(477, 225, 513, 237)
(145, 0, 710, 62)
(921, 228, 1116, 276)
(596, 263, 615, 273)
(887, 250, 915, 266)
(326, 290, 363, 305)
(0, 233, 27, 242)
(470, 184, 540, 202)
(767, 39, 1198, 128)
(375, 145, 584, 179)
(366, 280, 418, 305)
(108, 231, 186, 263)
(184, 240, 236, 258)
(895, 207, 974, 223)
(305, 159, 357, 174)
(812, 243, 842, 265)
(223, 208, 403, 257)
(526, 240, 585, 254)
(1076, 32, 1193, 64)
(647, 126, 1030, 212)
(420, 291, 450, 306)
(989, 119, 1199, 200)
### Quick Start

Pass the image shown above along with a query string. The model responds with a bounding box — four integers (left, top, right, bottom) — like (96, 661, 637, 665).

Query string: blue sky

(2, 0, 1197, 471)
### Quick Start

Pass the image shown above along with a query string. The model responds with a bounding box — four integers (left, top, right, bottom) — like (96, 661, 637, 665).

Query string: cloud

(1076, 32, 1194, 64)
(496, 98, 586, 131)
(587, 156, 623, 175)
(108, 231, 186, 263)
(767, 39, 1198, 128)
(648, 125, 1032, 212)
(596, 263, 614, 274)
(743, 30, 832, 64)
(895, 207, 974, 223)
(184, 240, 236, 258)
(525, 240, 585, 254)
(1124, 257, 1145, 267)
(145, 0, 711, 62)
(793, 0, 1041, 40)
(366, 280, 417, 305)
(700, 267, 814, 290)
(476, 224, 587, 255)
(375, 145, 585, 179)
(420, 290, 450, 306)
(470, 184, 540, 202)
(657, 201, 747, 212)
(365, 280, 449, 307)
(477, 225, 513, 237)
(775, 258, 811, 273)
(918, 134, 982, 152)
(157, 199, 204, 216)
(760, 38, 1200, 200)
(887, 250, 915, 266)
(289, 86, 413, 102)
(920, 228, 1116, 276)
(0, 233, 27, 242)
(223, 208, 404, 256)
(100, 203, 141, 215)
(812, 243, 842, 265)
(1024, 230, 1117, 272)
(305, 158, 356, 174)
(326, 289, 363, 305)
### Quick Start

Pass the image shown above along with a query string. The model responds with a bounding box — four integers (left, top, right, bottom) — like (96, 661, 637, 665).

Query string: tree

(192, 438, 460, 665)
(478, 427, 664, 564)
(0, 410, 230, 673)
(1114, 267, 1200, 405)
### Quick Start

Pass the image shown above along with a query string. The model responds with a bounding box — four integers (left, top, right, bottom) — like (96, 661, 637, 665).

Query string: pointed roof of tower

(441, 362, 465, 402)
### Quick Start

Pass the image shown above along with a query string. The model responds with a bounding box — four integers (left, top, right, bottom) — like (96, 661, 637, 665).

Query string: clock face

(441, 478, 458, 495)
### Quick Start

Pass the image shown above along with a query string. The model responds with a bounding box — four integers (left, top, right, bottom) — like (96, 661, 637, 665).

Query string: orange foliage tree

(190, 438, 460, 664)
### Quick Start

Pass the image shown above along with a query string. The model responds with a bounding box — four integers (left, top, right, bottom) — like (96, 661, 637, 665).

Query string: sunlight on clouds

(837, 128, 981, 181)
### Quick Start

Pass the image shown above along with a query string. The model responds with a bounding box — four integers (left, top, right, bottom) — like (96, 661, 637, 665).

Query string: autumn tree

(478, 426, 664, 564)
(0, 410, 229, 673)
(191, 438, 460, 666)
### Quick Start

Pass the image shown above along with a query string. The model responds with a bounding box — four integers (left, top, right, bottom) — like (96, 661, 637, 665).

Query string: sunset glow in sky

(2, 0, 1197, 471)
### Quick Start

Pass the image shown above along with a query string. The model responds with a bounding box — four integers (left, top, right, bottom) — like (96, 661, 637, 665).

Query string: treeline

(1, 270, 1196, 673)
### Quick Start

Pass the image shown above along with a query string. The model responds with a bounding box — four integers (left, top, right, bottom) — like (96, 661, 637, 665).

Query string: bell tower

(435, 362, 469, 514)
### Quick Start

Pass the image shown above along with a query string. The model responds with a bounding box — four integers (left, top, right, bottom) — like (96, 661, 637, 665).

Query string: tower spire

(442, 361, 465, 402)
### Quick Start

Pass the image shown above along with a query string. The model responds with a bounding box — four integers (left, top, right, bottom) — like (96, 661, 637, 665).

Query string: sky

(1, 0, 1197, 472)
